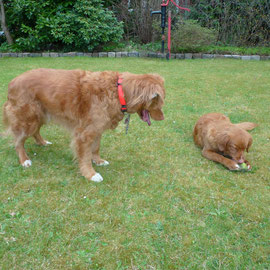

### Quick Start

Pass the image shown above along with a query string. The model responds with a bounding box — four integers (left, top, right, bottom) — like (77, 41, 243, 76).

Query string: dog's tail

(2, 102, 9, 128)
(234, 122, 257, 131)
(1, 101, 12, 137)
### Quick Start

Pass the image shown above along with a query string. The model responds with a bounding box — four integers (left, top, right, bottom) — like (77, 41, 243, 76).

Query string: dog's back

(7, 68, 85, 106)
(193, 113, 230, 148)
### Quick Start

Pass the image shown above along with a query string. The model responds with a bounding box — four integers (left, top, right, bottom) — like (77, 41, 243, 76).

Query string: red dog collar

(117, 77, 127, 113)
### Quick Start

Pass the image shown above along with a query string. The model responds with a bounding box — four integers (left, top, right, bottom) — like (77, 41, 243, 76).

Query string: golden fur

(3, 68, 165, 182)
(193, 113, 257, 170)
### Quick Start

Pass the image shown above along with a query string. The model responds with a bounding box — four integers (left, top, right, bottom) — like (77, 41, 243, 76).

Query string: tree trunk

(0, 0, 14, 45)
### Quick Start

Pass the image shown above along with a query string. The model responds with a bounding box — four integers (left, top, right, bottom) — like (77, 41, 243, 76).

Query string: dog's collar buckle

(117, 77, 127, 113)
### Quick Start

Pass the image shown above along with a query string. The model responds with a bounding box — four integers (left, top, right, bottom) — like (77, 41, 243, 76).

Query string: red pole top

(161, 0, 190, 12)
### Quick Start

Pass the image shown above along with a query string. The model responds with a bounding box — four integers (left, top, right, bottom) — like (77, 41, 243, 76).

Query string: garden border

(0, 51, 269, 60)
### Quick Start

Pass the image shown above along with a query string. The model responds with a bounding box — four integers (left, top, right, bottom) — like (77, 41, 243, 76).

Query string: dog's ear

(150, 93, 161, 102)
(246, 136, 253, 152)
(149, 85, 165, 105)
(217, 133, 230, 152)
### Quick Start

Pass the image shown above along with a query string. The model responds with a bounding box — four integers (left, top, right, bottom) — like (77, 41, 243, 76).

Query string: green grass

(0, 57, 270, 269)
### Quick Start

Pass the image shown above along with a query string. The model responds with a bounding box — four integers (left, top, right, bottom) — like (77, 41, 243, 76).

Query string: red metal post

(152, 0, 190, 60)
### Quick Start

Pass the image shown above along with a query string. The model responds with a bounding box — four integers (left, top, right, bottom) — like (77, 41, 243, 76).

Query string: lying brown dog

(3, 68, 165, 182)
(193, 113, 257, 170)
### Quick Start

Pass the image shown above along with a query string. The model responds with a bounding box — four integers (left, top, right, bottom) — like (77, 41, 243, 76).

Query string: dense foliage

(105, 0, 269, 48)
(3, 0, 123, 51)
(0, 0, 269, 51)
(189, 0, 270, 46)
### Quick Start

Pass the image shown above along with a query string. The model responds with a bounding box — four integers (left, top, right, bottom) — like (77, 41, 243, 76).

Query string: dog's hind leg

(8, 102, 47, 167)
(91, 134, 109, 166)
(33, 127, 52, 146)
(14, 133, 32, 167)
(3, 102, 31, 166)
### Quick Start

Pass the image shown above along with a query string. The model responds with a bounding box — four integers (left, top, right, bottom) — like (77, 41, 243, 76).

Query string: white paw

(235, 164, 240, 170)
(247, 164, 251, 170)
(45, 141, 52, 145)
(91, 173, 103, 182)
(93, 160, 109, 166)
(22, 160, 32, 167)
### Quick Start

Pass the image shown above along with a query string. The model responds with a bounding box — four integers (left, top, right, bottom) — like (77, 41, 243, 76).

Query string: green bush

(5, 0, 123, 52)
(171, 20, 217, 53)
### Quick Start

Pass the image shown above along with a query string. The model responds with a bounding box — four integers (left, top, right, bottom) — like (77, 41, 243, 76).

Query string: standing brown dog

(3, 68, 165, 182)
(193, 113, 257, 170)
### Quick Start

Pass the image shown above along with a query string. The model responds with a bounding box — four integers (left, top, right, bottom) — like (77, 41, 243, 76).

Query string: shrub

(5, 0, 123, 52)
(171, 20, 217, 53)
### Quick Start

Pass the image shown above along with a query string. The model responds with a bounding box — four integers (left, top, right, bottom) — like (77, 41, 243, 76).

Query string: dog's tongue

(142, 110, 151, 126)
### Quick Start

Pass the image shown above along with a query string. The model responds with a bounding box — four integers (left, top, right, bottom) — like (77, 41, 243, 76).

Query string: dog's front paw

(22, 160, 32, 168)
(243, 160, 251, 170)
(91, 173, 103, 182)
(226, 160, 240, 171)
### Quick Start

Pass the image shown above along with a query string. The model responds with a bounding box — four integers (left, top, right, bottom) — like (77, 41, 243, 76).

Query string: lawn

(0, 57, 269, 269)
